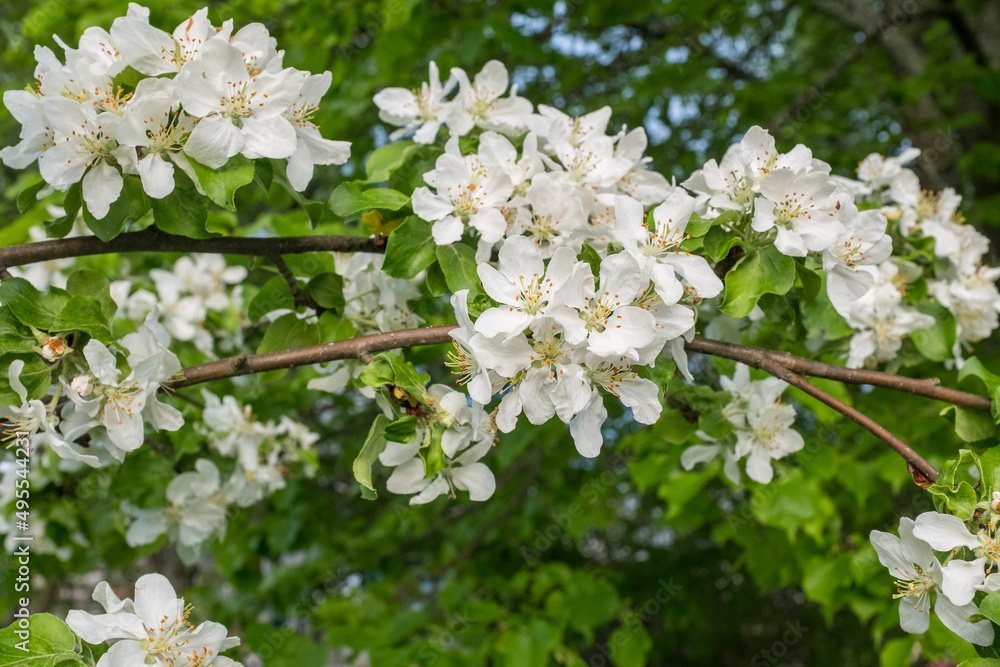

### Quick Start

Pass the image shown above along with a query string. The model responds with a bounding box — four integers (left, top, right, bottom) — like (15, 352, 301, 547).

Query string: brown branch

(272, 256, 325, 315)
(684, 337, 991, 413)
(755, 356, 938, 483)
(0, 226, 384, 271)
(169, 325, 458, 388)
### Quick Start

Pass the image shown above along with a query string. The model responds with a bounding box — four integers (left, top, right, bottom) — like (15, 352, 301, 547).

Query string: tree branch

(272, 255, 325, 315)
(0, 226, 384, 272)
(169, 325, 458, 388)
(684, 337, 991, 413)
(755, 356, 939, 483)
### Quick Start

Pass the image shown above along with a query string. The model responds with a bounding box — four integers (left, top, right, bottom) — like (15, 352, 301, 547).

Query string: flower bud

(41, 337, 66, 361)
(71, 375, 95, 397)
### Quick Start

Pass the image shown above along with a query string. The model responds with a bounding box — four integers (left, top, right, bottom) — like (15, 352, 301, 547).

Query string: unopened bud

(41, 337, 66, 361)
(71, 375, 94, 397)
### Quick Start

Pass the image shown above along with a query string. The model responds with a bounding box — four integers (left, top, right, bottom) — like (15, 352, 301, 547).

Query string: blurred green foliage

(2, 1, 1000, 665)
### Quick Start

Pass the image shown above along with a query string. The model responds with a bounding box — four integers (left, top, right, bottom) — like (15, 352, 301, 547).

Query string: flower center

(101, 381, 144, 425)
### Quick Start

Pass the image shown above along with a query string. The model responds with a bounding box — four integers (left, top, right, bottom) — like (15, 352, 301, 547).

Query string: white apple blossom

(2, 361, 99, 467)
(751, 168, 844, 257)
(613, 193, 723, 303)
(284, 71, 351, 191)
(115, 77, 196, 199)
(66, 572, 243, 666)
(447, 61, 532, 137)
(474, 236, 591, 340)
(733, 392, 803, 484)
(872, 517, 994, 645)
(374, 61, 455, 144)
(822, 199, 893, 317)
(412, 136, 514, 246)
(110, 4, 233, 76)
(912, 511, 1000, 606)
(122, 459, 228, 564)
(37, 98, 123, 219)
(175, 39, 302, 168)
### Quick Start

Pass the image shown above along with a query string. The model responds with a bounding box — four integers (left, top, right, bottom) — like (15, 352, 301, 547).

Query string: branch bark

(170, 325, 458, 388)
(0, 226, 384, 271)
(685, 337, 991, 413)
(756, 356, 939, 483)
(165, 326, 987, 481)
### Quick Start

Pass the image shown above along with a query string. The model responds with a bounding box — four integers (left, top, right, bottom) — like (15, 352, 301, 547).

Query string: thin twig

(271, 255, 326, 315)
(685, 337, 991, 413)
(0, 226, 384, 271)
(756, 356, 939, 483)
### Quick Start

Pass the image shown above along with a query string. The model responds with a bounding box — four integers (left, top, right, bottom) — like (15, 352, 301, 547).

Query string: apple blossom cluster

(870, 511, 1000, 646)
(112, 254, 248, 354)
(447, 214, 719, 458)
(843, 149, 1000, 365)
(120, 395, 319, 563)
(381, 384, 499, 504)
(2, 309, 183, 469)
(0, 3, 350, 219)
(679, 364, 803, 484)
(684, 126, 897, 320)
(378, 61, 673, 260)
(66, 572, 243, 666)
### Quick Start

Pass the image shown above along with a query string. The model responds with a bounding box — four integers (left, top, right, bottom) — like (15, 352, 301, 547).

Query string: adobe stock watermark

(588, 577, 683, 667)
(749, 619, 809, 666)
(520, 452, 632, 564)
(9, 428, 34, 652)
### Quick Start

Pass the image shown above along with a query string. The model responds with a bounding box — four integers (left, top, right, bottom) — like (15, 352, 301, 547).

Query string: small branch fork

(0, 226, 384, 273)
(167, 325, 992, 482)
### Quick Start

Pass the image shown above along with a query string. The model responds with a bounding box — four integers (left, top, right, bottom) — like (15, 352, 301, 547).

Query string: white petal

(82, 162, 124, 220)
(940, 558, 988, 606)
(934, 594, 995, 646)
(137, 153, 175, 199)
(450, 463, 496, 501)
(912, 512, 980, 551)
(184, 116, 244, 169)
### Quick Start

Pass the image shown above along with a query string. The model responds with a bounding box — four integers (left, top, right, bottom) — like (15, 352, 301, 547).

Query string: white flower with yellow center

(66, 572, 243, 666)
(374, 61, 455, 144)
(872, 516, 994, 645)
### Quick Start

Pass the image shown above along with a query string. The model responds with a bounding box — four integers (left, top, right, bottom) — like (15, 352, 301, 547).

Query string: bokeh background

(2, 1, 1000, 665)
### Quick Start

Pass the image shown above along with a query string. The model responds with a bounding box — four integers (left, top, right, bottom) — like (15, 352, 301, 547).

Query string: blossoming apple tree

(1, 5, 1000, 665)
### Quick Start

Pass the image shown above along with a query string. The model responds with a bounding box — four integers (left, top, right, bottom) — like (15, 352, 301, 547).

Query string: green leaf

(0, 613, 87, 666)
(425, 261, 448, 297)
(577, 244, 602, 281)
(307, 273, 345, 312)
(257, 313, 320, 354)
(55, 295, 112, 342)
(686, 210, 736, 239)
(0, 353, 51, 403)
(702, 225, 743, 263)
(329, 182, 410, 217)
(0, 278, 70, 331)
(978, 590, 1000, 627)
(268, 160, 327, 226)
(65, 270, 117, 323)
(45, 183, 81, 239)
(248, 276, 295, 323)
(719, 245, 795, 318)
(150, 171, 211, 238)
(0, 306, 37, 354)
(365, 141, 422, 183)
(911, 304, 956, 362)
(940, 405, 997, 443)
(384, 415, 419, 443)
(317, 311, 356, 342)
(382, 217, 437, 279)
(16, 180, 46, 215)
(359, 351, 429, 400)
(959, 358, 1000, 424)
(435, 243, 480, 294)
(354, 414, 390, 500)
(82, 174, 149, 241)
(190, 154, 255, 212)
